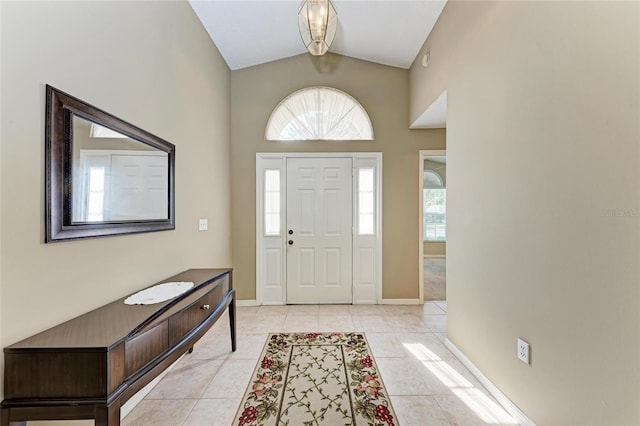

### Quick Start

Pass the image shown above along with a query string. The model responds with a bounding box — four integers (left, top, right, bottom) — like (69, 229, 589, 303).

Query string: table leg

(229, 293, 237, 352)
(1, 408, 24, 426)
(95, 400, 120, 426)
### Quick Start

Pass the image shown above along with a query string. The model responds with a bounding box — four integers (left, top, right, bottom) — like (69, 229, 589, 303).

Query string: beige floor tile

(423, 302, 447, 315)
(256, 305, 289, 316)
(429, 357, 493, 395)
(203, 316, 233, 336)
(385, 314, 429, 332)
(352, 315, 395, 332)
(395, 331, 457, 361)
(392, 341, 491, 396)
(227, 333, 268, 360)
(382, 304, 426, 316)
(201, 359, 257, 399)
(182, 398, 242, 426)
(390, 395, 451, 426)
(318, 304, 352, 316)
(191, 333, 234, 360)
(318, 315, 356, 331)
(146, 357, 224, 400)
(199, 322, 228, 340)
(122, 399, 197, 426)
(435, 301, 447, 312)
(423, 314, 448, 333)
(235, 309, 259, 325)
(281, 315, 319, 332)
(286, 305, 319, 316)
(365, 332, 408, 358)
(435, 332, 448, 343)
(236, 306, 259, 316)
(195, 332, 266, 361)
(237, 314, 286, 333)
(376, 357, 450, 396)
(349, 304, 385, 316)
(435, 393, 518, 425)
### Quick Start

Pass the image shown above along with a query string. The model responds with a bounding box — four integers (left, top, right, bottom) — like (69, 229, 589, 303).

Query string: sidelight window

(264, 169, 281, 236)
(87, 167, 106, 222)
(358, 168, 375, 235)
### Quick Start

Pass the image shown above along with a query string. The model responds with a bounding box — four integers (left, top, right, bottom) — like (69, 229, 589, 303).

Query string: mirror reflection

(72, 115, 169, 223)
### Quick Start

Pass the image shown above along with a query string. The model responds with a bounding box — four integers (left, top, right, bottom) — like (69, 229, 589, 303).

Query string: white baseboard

(379, 298, 422, 305)
(236, 299, 258, 307)
(244, 300, 424, 306)
(445, 338, 535, 426)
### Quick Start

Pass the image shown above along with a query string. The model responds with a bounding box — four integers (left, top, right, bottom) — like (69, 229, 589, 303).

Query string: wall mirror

(45, 85, 175, 242)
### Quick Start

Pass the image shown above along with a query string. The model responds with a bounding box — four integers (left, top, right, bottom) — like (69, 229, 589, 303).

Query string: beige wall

(72, 118, 156, 167)
(424, 242, 446, 256)
(0, 0, 231, 406)
(231, 53, 445, 301)
(411, 1, 639, 424)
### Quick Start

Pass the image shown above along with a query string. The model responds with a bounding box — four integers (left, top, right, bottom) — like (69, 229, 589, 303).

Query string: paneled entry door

(286, 157, 353, 304)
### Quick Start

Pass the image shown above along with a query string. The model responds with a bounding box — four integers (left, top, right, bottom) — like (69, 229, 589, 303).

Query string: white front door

(286, 157, 353, 304)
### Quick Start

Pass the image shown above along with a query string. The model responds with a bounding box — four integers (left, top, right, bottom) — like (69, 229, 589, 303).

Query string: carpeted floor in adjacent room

(424, 256, 446, 301)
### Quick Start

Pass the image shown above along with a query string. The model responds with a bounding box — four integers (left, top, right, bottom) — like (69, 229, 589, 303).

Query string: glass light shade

(298, 0, 338, 56)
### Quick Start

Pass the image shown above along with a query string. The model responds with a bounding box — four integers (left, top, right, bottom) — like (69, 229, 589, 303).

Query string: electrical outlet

(517, 338, 530, 365)
(198, 219, 208, 231)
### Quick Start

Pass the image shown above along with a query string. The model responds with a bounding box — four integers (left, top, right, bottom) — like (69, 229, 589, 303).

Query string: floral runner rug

(233, 332, 398, 426)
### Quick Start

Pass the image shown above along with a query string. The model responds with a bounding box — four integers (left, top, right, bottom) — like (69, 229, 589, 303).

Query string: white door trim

(256, 152, 383, 305)
(419, 149, 446, 303)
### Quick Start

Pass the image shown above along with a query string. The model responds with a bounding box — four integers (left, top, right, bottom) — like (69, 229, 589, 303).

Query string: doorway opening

(419, 150, 446, 304)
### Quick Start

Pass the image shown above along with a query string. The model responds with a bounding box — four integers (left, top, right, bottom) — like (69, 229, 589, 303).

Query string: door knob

(288, 240, 294, 245)
(288, 229, 294, 235)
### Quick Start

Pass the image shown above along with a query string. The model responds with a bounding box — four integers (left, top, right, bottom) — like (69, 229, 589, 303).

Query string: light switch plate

(198, 219, 208, 231)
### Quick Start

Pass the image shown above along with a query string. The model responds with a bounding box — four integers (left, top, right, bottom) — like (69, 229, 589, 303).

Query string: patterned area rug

(233, 332, 397, 426)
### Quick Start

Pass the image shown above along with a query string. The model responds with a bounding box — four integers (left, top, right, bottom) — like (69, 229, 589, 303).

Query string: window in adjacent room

(423, 170, 446, 241)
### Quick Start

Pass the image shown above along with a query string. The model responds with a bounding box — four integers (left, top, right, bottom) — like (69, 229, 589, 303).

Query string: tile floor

(123, 302, 519, 426)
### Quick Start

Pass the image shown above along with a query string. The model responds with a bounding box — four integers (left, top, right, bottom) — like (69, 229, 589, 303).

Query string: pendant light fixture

(298, 0, 338, 56)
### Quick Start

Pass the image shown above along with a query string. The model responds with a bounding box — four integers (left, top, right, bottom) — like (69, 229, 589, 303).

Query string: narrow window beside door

(87, 167, 106, 222)
(358, 168, 374, 235)
(264, 169, 281, 236)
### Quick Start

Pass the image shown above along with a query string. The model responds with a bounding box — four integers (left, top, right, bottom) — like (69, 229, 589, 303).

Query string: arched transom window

(265, 86, 374, 141)
(423, 170, 443, 189)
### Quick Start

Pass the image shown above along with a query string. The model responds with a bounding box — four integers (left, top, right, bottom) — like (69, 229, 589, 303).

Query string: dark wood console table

(1, 268, 235, 426)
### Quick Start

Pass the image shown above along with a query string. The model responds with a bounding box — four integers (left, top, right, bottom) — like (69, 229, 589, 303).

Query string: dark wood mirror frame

(45, 85, 175, 242)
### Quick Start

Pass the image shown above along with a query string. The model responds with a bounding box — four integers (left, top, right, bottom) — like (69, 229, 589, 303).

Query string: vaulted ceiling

(188, 1, 447, 71)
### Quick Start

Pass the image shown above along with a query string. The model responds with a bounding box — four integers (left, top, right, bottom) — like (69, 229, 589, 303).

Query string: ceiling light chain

(298, 0, 338, 56)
